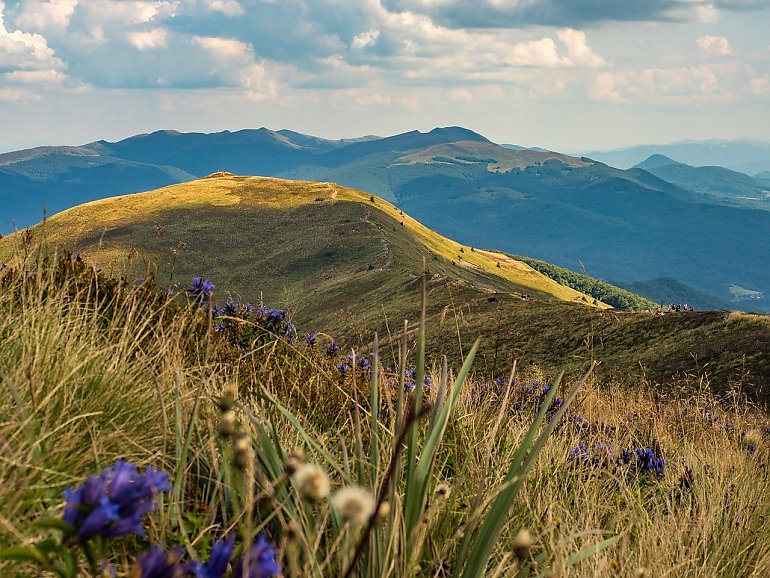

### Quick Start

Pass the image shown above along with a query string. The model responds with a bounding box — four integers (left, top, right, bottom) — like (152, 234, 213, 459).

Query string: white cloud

(127, 27, 168, 50)
(0, 1, 63, 71)
(13, 0, 78, 32)
(448, 87, 473, 102)
(590, 71, 622, 101)
(557, 29, 606, 68)
(697, 34, 732, 55)
(193, 35, 251, 60)
(0, 86, 40, 103)
(749, 76, 770, 95)
(351, 29, 380, 50)
(589, 63, 742, 103)
(4, 69, 66, 84)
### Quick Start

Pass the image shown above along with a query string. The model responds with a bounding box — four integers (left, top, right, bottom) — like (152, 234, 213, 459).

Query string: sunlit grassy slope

(3, 174, 770, 396)
(1, 174, 604, 320)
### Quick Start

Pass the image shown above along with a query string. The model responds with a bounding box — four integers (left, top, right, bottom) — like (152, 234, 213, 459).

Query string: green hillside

(0, 174, 602, 334)
(3, 175, 770, 398)
(505, 254, 657, 310)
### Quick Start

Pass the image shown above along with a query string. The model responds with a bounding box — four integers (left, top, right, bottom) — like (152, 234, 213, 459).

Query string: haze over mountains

(2, 126, 770, 311)
(584, 140, 770, 176)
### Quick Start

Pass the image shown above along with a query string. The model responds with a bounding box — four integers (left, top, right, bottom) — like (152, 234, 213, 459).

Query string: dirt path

(362, 207, 393, 270)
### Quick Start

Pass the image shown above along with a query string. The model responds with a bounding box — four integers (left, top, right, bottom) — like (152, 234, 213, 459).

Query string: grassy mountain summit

(1, 174, 600, 333)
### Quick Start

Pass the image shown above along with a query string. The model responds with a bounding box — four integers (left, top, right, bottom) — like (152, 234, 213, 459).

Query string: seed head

(377, 501, 391, 520)
(233, 433, 251, 469)
(291, 464, 330, 501)
(218, 410, 236, 438)
(332, 486, 376, 526)
(218, 383, 238, 412)
(434, 483, 451, 500)
(512, 528, 533, 562)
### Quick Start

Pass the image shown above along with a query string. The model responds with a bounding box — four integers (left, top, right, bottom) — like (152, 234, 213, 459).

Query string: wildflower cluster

(132, 534, 280, 578)
(62, 460, 170, 542)
(567, 442, 666, 478)
(0, 458, 281, 578)
(380, 365, 432, 392)
(335, 353, 373, 379)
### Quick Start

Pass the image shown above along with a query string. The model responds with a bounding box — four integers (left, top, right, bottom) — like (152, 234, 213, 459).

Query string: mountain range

(2, 126, 770, 311)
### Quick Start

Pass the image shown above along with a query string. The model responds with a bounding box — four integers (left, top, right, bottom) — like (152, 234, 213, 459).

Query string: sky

(1, 0, 769, 153)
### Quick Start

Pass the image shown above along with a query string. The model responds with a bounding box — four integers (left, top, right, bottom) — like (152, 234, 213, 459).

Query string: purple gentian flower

(130, 544, 189, 578)
(232, 535, 281, 578)
(62, 460, 171, 542)
(194, 534, 235, 578)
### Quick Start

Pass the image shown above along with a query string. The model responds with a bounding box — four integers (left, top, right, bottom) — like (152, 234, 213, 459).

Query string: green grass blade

(459, 364, 595, 578)
(405, 337, 480, 539)
(564, 534, 622, 568)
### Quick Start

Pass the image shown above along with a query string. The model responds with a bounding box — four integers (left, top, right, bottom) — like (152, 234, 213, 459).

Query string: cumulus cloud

(697, 34, 732, 55)
(0, 1, 63, 72)
(127, 27, 168, 50)
(205, 0, 244, 17)
(0, 0, 765, 115)
(589, 62, 749, 104)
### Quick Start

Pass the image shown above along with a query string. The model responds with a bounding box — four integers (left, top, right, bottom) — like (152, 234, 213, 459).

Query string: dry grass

(1, 254, 769, 577)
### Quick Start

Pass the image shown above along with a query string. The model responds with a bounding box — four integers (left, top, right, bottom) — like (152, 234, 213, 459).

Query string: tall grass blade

(459, 363, 596, 578)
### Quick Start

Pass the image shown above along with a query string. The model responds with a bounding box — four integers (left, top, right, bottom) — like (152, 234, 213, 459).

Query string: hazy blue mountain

(755, 170, 770, 186)
(633, 155, 770, 209)
(614, 278, 733, 311)
(584, 139, 770, 174)
(0, 126, 488, 233)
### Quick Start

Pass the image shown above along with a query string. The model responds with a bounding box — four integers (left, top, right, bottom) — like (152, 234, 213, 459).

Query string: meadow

(2, 251, 770, 577)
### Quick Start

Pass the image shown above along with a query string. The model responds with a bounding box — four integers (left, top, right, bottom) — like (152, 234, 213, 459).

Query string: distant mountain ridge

(585, 139, 770, 174)
(3, 126, 770, 311)
(632, 154, 770, 209)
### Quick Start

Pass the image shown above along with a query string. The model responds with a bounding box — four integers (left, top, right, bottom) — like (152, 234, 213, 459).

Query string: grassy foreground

(2, 254, 770, 577)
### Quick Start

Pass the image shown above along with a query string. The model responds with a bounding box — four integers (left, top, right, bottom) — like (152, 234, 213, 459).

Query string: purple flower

(232, 535, 281, 578)
(62, 460, 171, 542)
(194, 534, 235, 578)
(130, 544, 189, 578)
(326, 341, 340, 356)
(189, 277, 215, 302)
(304, 332, 317, 347)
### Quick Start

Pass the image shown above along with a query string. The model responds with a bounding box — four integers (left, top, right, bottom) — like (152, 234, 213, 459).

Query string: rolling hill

(3, 175, 770, 397)
(0, 174, 602, 332)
